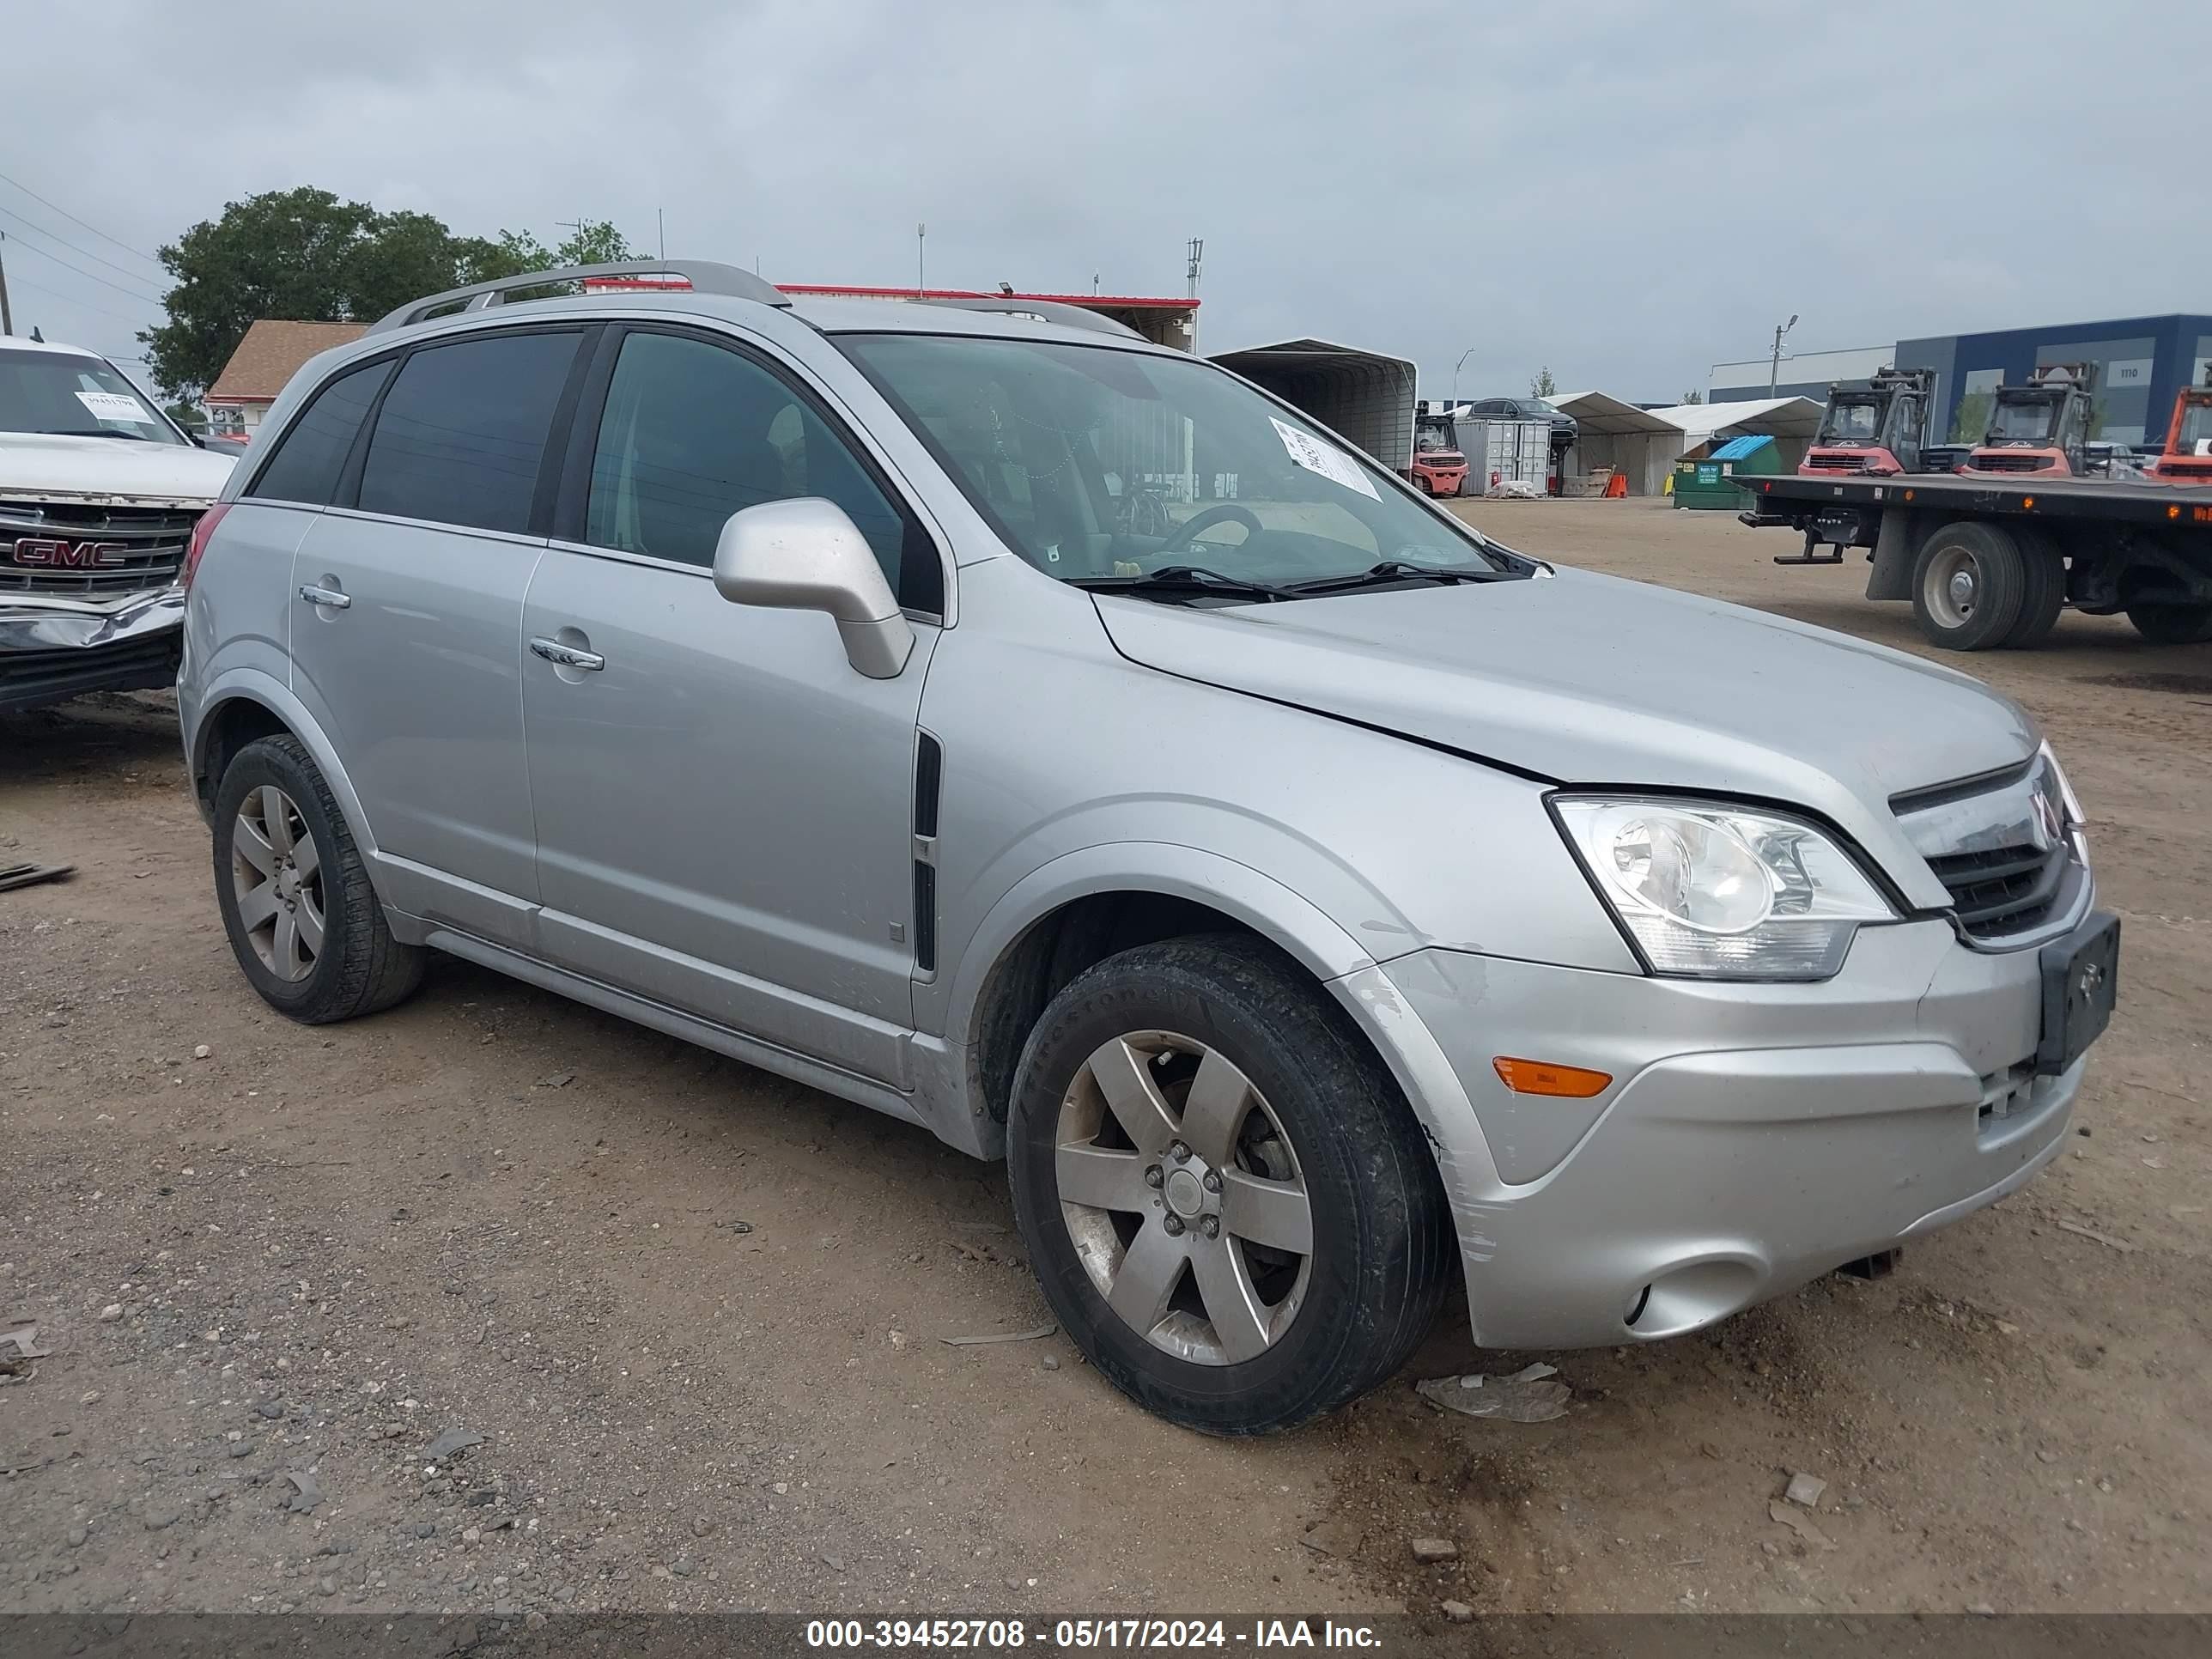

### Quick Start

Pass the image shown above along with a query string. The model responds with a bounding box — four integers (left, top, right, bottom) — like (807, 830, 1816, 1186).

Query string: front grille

(0, 499, 202, 601)
(1804, 453, 1867, 471)
(1966, 452, 2047, 473)
(1894, 755, 2082, 945)
(1926, 841, 2069, 937)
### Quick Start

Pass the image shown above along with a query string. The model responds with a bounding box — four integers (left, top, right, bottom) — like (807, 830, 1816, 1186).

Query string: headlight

(1553, 797, 1899, 981)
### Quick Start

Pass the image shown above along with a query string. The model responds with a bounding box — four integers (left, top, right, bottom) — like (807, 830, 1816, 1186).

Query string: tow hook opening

(1837, 1249, 1901, 1281)
(1624, 1284, 1652, 1328)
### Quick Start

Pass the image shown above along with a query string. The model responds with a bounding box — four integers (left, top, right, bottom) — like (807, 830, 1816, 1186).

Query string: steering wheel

(1158, 503, 1263, 555)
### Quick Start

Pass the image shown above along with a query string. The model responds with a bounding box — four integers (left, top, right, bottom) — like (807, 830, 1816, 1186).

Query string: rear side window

(583, 330, 935, 608)
(358, 331, 581, 534)
(246, 359, 391, 506)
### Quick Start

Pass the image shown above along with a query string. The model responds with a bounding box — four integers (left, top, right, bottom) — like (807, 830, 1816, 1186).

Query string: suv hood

(1094, 567, 2038, 907)
(1, 431, 234, 504)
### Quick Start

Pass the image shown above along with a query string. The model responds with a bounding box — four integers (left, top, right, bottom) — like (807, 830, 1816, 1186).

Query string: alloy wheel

(1054, 1031, 1314, 1365)
(231, 784, 325, 982)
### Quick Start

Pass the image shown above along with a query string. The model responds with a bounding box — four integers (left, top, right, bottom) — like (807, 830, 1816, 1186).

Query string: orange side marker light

(1492, 1057, 1613, 1098)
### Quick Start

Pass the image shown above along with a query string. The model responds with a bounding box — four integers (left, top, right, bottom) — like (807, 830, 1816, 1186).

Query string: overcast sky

(5, 1, 2206, 403)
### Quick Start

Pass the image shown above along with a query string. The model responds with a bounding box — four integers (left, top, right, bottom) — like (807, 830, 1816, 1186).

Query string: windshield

(2177, 400, 2212, 454)
(1413, 420, 1459, 456)
(1987, 397, 2058, 444)
(1819, 398, 1881, 444)
(0, 349, 185, 445)
(839, 333, 1503, 588)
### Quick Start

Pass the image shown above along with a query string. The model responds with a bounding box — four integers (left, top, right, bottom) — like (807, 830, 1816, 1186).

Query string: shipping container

(1457, 417, 1553, 493)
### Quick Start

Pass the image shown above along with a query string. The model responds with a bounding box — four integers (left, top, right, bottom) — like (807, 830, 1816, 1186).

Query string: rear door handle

(298, 584, 351, 610)
(529, 636, 605, 672)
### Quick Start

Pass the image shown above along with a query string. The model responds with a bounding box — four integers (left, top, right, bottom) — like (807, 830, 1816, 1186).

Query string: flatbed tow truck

(1740, 466, 2212, 649)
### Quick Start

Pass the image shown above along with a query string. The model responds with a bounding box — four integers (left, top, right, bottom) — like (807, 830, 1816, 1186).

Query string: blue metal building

(1894, 313, 2212, 448)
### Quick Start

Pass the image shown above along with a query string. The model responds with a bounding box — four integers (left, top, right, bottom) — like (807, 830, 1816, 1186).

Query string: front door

(286, 325, 590, 947)
(520, 325, 941, 1085)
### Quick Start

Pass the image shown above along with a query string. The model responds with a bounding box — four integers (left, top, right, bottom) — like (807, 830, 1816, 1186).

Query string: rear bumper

(1352, 918, 2088, 1349)
(0, 593, 184, 715)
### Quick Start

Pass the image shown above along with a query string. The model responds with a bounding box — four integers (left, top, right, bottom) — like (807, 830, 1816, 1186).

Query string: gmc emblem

(9, 538, 131, 569)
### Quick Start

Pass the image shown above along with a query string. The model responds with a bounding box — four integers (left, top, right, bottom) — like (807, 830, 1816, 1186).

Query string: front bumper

(1346, 918, 2088, 1349)
(1, 591, 183, 715)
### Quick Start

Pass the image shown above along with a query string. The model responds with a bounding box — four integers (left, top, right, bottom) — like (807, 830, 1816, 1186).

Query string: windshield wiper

(38, 428, 152, 441)
(1282, 558, 1511, 596)
(1069, 565, 1292, 603)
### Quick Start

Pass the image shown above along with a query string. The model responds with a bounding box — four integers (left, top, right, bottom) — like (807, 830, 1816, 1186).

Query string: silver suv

(179, 261, 2118, 1433)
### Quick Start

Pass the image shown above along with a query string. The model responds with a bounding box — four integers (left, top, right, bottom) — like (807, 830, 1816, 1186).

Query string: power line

(0, 167, 166, 270)
(0, 202, 170, 292)
(6, 271, 161, 328)
(2, 222, 167, 306)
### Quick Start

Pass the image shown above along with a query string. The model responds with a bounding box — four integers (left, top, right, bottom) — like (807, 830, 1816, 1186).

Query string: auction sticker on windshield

(76, 390, 156, 425)
(1270, 416, 1379, 500)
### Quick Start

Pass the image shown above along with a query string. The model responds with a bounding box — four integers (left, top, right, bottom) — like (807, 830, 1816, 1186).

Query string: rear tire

(1911, 521, 2027, 651)
(1006, 935, 1452, 1434)
(2003, 528, 2067, 647)
(2125, 602, 2212, 644)
(212, 735, 425, 1024)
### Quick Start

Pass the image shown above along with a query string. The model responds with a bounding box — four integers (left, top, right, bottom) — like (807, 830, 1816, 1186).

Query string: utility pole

(1768, 313, 1799, 397)
(657, 208, 665, 260)
(915, 223, 927, 295)
(0, 231, 13, 336)
(1184, 236, 1204, 353)
(1451, 346, 1477, 404)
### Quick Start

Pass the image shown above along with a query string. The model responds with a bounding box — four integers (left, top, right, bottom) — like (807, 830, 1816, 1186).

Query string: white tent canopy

(1544, 392, 1826, 494)
(1212, 338, 1418, 473)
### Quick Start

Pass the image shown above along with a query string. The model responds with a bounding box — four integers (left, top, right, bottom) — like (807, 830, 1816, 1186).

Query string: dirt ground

(3, 498, 2207, 1623)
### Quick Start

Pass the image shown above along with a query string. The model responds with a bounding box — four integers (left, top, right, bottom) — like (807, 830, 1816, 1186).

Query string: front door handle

(529, 635, 605, 672)
(298, 584, 351, 610)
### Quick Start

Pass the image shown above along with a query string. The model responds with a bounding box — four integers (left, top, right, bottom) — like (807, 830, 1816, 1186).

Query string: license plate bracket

(2034, 911, 2120, 1076)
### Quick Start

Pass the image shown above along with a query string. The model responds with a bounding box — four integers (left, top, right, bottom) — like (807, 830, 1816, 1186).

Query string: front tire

(211, 735, 425, 1024)
(1006, 936, 1451, 1434)
(2125, 601, 2212, 644)
(1911, 521, 2027, 650)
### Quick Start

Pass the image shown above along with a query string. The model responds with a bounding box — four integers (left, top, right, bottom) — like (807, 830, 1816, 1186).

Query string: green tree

(139, 188, 639, 400)
(1679, 389, 1704, 404)
(1529, 366, 1559, 398)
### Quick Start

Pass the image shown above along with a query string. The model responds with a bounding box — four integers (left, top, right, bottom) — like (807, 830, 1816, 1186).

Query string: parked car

(179, 261, 2116, 1434)
(2, 336, 235, 716)
(1462, 394, 1577, 449)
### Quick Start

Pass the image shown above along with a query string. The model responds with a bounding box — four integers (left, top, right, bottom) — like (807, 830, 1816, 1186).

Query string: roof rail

(366, 259, 792, 336)
(912, 296, 1145, 341)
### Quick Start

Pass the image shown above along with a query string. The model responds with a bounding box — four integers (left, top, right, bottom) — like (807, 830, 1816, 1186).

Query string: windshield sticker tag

(1270, 416, 1379, 501)
(76, 390, 155, 425)
(2197, 439, 2211, 457)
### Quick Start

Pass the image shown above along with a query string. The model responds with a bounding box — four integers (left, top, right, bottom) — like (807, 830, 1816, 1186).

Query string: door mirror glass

(712, 497, 915, 679)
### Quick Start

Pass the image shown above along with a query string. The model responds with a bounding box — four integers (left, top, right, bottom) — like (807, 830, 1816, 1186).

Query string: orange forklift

(1800, 367, 1936, 476)
(1959, 362, 2098, 477)
(2146, 368, 2212, 484)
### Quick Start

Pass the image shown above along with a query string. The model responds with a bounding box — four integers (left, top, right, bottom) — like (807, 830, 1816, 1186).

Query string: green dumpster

(1673, 434, 1782, 511)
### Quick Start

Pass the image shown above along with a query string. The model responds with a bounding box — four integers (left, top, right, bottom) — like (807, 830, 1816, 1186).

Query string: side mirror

(711, 498, 915, 679)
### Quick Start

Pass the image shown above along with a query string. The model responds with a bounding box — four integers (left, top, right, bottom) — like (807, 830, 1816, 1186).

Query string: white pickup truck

(2, 335, 236, 715)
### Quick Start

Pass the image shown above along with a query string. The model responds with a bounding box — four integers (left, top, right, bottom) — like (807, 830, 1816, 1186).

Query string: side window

(245, 359, 391, 506)
(584, 331, 927, 604)
(357, 331, 582, 534)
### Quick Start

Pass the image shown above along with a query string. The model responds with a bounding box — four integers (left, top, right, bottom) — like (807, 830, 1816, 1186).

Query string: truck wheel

(2004, 529, 2067, 647)
(2124, 602, 2212, 644)
(1005, 935, 1452, 1435)
(1911, 522, 2027, 650)
(212, 735, 426, 1024)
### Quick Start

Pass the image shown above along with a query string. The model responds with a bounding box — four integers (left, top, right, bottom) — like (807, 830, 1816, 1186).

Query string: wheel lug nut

(1200, 1215, 1219, 1239)
(1161, 1214, 1185, 1237)
(1202, 1170, 1222, 1194)
(1144, 1165, 1164, 1189)
(1169, 1141, 1191, 1163)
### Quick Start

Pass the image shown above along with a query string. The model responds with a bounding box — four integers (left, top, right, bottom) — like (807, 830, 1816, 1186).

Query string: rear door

(520, 324, 942, 1084)
(287, 325, 592, 947)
